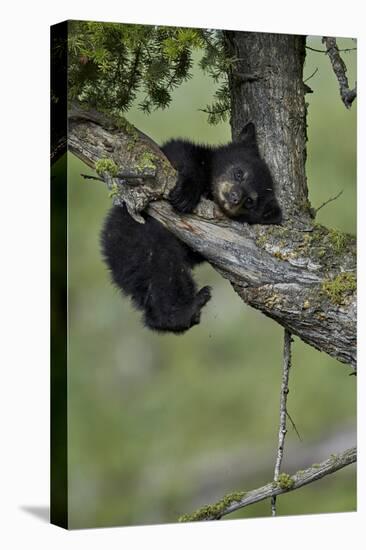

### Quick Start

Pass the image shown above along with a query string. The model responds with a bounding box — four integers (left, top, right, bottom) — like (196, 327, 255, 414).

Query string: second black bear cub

(101, 123, 282, 334)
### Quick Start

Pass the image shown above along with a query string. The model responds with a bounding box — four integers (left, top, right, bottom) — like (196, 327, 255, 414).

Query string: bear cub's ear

(238, 122, 258, 148)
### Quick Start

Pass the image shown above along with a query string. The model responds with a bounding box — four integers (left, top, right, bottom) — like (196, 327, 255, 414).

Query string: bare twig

(322, 37, 357, 109)
(304, 67, 319, 83)
(179, 447, 356, 522)
(315, 189, 344, 213)
(80, 173, 104, 182)
(286, 410, 302, 442)
(81, 172, 155, 182)
(271, 329, 293, 516)
(198, 106, 230, 116)
(306, 46, 357, 53)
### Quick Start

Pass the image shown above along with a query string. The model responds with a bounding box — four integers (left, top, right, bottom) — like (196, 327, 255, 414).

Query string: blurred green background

(61, 34, 356, 528)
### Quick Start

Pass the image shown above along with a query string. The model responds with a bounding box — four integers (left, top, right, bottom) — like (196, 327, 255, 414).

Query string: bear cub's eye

(234, 168, 244, 181)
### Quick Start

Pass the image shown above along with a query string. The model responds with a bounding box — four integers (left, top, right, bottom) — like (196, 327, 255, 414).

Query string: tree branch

(178, 446, 356, 521)
(315, 189, 344, 213)
(271, 329, 293, 516)
(322, 37, 357, 109)
(67, 104, 356, 370)
(305, 45, 357, 53)
(304, 66, 319, 83)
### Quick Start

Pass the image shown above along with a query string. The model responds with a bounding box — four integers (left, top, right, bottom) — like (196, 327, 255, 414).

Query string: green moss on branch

(276, 472, 295, 490)
(95, 158, 119, 177)
(178, 491, 246, 522)
(255, 222, 355, 271)
(136, 151, 157, 173)
(321, 271, 356, 305)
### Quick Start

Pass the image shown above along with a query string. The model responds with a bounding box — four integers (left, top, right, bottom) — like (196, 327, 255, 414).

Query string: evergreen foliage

(67, 21, 233, 124)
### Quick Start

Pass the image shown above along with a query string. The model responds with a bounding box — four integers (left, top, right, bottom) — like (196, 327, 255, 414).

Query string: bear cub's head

(212, 123, 282, 225)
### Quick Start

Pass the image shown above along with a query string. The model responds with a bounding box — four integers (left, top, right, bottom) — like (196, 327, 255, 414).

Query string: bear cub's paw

(168, 175, 203, 213)
(191, 286, 212, 326)
(195, 285, 212, 308)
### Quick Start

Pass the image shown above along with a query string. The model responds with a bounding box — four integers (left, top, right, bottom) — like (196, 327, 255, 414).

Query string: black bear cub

(101, 123, 282, 333)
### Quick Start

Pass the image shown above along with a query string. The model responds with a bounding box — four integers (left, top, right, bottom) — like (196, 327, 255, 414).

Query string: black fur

(101, 206, 211, 333)
(101, 123, 282, 333)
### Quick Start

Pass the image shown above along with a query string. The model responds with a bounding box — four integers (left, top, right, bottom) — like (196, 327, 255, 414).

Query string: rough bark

(67, 102, 356, 369)
(224, 32, 310, 225)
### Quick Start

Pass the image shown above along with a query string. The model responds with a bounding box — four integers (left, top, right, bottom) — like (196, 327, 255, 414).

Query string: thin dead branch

(322, 37, 357, 109)
(315, 190, 344, 213)
(271, 329, 293, 516)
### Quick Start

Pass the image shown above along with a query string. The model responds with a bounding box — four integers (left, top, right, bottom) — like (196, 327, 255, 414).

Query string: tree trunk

(65, 31, 356, 371)
(224, 31, 310, 224)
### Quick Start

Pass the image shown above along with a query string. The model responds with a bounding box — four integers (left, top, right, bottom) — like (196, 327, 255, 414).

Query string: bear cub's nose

(230, 190, 242, 205)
